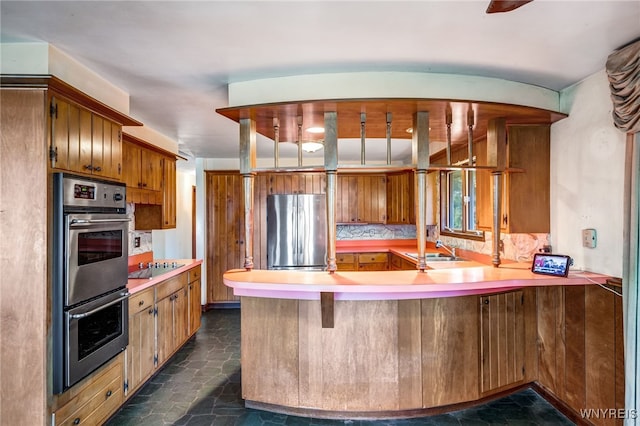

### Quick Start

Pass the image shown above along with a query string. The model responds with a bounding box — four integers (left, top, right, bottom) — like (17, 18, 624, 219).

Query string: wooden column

(413, 112, 430, 272)
(487, 118, 507, 267)
(240, 117, 256, 270)
(324, 112, 338, 272)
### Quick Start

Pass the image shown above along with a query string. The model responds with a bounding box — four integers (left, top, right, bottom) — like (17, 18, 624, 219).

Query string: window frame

(439, 167, 485, 241)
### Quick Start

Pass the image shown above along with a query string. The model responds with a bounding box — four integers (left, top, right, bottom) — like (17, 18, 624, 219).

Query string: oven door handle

(69, 292, 129, 319)
(69, 218, 131, 226)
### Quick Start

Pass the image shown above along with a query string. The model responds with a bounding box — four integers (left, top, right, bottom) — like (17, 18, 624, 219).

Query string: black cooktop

(127, 262, 184, 280)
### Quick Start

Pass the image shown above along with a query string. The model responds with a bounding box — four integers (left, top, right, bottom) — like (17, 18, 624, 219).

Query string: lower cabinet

(124, 266, 202, 400)
(156, 273, 189, 368)
(389, 253, 416, 270)
(52, 353, 124, 426)
(336, 252, 389, 271)
(188, 265, 202, 336)
(126, 288, 156, 397)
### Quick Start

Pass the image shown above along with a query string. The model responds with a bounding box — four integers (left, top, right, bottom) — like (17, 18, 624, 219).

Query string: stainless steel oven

(52, 173, 130, 393)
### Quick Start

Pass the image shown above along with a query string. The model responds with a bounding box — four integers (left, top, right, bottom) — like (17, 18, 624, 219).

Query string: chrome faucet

(435, 240, 456, 258)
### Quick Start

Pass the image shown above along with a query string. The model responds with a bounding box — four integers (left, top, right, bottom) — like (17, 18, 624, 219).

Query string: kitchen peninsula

(224, 254, 614, 419)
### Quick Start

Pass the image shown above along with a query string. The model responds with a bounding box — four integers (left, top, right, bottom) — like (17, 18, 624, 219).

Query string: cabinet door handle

(142, 183, 147, 187)
(148, 307, 154, 315)
(105, 390, 113, 398)
(83, 164, 93, 171)
(139, 300, 145, 306)
(94, 166, 102, 172)
(484, 299, 489, 305)
(73, 418, 81, 425)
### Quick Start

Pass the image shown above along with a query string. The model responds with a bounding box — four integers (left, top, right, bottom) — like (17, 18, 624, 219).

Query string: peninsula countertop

(223, 262, 610, 301)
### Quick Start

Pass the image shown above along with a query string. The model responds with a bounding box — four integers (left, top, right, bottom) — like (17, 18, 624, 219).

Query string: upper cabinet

(476, 124, 550, 233)
(50, 96, 124, 181)
(122, 133, 177, 230)
(336, 174, 387, 224)
(386, 171, 415, 225)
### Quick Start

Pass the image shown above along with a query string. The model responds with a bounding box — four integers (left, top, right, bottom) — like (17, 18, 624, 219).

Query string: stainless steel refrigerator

(267, 194, 327, 270)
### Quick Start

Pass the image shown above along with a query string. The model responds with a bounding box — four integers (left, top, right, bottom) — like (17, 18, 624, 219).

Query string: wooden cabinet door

(97, 119, 122, 180)
(162, 157, 177, 229)
(141, 149, 163, 191)
(174, 287, 189, 349)
(206, 172, 244, 303)
(126, 302, 155, 397)
(387, 172, 415, 224)
(188, 267, 202, 336)
(122, 141, 142, 189)
(337, 174, 386, 223)
(358, 175, 387, 223)
(479, 290, 525, 394)
(50, 96, 71, 171)
(91, 115, 105, 177)
(156, 294, 173, 366)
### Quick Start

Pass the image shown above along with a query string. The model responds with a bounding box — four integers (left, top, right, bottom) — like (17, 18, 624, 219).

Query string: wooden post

(239, 117, 256, 270)
(487, 118, 507, 267)
(324, 112, 338, 273)
(413, 111, 430, 272)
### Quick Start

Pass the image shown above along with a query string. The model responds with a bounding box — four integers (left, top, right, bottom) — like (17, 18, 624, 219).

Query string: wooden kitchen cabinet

(336, 252, 388, 271)
(206, 171, 244, 304)
(386, 171, 415, 224)
(156, 273, 189, 366)
(50, 96, 123, 181)
(389, 253, 416, 270)
(336, 174, 386, 224)
(162, 156, 177, 228)
(187, 265, 202, 336)
(122, 137, 164, 200)
(52, 353, 123, 426)
(476, 125, 550, 233)
(479, 290, 525, 394)
(123, 133, 178, 230)
(125, 288, 156, 399)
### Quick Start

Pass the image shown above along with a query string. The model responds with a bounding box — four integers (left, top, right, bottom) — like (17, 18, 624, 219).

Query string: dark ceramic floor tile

(106, 310, 575, 426)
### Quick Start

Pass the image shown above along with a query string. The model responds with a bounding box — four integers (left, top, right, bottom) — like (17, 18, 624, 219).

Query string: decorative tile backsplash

(127, 203, 153, 256)
(438, 231, 550, 262)
(337, 224, 417, 240)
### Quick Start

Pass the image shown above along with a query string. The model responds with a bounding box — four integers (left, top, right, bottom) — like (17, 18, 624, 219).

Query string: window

(440, 167, 484, 240)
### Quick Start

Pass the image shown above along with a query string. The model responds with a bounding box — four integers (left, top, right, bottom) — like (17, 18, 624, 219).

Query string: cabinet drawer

(336, 253, 355, 264)
(129, 288, 154, 315)
(54, 354, 123, 426)
(188, 265, 201, 283)
(336, 262, 357, 271)
(358, 262, 388, 271)
(357, 253, 388, 264)
(156, 272, 188, 300)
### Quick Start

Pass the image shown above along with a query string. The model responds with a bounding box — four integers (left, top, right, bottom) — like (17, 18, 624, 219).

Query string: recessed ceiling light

(306, 127, 325, 134)
(301, 141, 324, 152)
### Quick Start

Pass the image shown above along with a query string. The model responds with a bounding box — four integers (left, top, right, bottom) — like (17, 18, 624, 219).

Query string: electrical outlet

(582, 229, 597, 248)
(134, 236, 141, 248)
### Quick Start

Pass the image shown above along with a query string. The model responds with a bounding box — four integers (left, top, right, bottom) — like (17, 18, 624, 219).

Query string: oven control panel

(60, 174, 126, 211)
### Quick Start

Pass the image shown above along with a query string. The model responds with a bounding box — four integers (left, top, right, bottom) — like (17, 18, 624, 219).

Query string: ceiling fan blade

(486, 0, 533, 14)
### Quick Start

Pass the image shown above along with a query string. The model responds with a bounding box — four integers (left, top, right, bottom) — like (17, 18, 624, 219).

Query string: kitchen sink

(404, 252, 466, 262)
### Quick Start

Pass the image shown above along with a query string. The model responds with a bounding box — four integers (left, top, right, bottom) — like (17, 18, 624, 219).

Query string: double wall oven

(52, 173, 130, 394)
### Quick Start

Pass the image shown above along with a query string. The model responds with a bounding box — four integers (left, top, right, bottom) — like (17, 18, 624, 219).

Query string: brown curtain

(606, 39, 640, 134)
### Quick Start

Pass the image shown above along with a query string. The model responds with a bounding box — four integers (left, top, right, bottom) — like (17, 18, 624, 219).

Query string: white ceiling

(2, 1, 639, 162)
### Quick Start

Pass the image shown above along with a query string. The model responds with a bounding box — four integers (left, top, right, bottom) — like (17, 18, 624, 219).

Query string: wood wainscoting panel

(397, 299, 423, 410)
(536, 286, 562, 394)
(563, 285, 586, 411)
(1, 89, 48, 425)
(585, 285, 616, 426)
(421, 296, 479, 407)
(241, 297, 300, 407)
(298, 299, 419, 412)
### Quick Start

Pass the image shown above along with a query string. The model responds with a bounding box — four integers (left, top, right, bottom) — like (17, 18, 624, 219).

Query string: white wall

(551, 69, 626, 277)
(152, 167, 195, 259)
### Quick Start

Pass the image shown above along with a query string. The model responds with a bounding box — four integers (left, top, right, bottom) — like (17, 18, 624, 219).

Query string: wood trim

(122, 132, 177, 158)
(320, 292, 334, 328)
(1, 75, 142, 126)
(531, 383, 594, 426)
(246, 383, 533, 420)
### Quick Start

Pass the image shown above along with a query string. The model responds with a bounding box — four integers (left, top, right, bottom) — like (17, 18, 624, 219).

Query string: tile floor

(106, 309, 574, 426)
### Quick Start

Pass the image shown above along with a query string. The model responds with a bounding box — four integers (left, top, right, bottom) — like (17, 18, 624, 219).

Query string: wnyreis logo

(580, 409, 638, 420)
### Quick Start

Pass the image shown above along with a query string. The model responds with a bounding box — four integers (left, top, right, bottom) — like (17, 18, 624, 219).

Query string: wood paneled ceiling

(217, 99, 567, 149)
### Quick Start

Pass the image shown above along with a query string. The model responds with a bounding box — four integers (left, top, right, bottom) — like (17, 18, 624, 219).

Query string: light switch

(582, 229, 597, 248)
